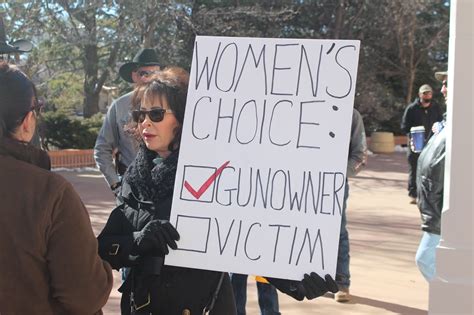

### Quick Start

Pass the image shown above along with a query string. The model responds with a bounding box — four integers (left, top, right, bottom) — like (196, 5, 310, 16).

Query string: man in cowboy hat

(94, 48, 162, 195)
(415, 70, 448, 281)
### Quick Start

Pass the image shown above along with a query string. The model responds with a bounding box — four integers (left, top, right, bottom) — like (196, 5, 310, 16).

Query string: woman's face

(138, 95, 179, 157)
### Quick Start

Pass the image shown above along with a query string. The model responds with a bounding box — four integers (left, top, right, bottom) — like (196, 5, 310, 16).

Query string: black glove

(131, 220, 180, 256)
(268, 273, 338, 301)
(295, 273, 338, 300)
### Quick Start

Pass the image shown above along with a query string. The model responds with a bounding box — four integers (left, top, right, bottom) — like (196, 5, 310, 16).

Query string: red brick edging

(48, 149, 95, 168)
(47, 136, 406, 169)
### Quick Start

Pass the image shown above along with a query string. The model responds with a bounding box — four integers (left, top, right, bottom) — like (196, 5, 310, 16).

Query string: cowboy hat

(435, 71, 448, 81)
(0, 16, 32, 54)
(119, 48, 161, 83)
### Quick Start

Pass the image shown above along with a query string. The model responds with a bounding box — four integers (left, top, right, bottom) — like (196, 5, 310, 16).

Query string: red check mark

(184, 161, 230, 199)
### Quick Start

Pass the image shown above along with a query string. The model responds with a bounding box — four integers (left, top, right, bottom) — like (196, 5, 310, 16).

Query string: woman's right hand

(132, 220, 180, 255)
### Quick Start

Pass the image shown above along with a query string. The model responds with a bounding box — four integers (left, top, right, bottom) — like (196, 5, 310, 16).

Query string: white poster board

(167, 36, 360, 280)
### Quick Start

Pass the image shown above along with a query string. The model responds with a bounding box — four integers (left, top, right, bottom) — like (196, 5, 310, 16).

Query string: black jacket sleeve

(97, 204, 137, 270)
(401, 104, 413, 134)
(416, 130, 446, 235)
(266, 277, 305, 301)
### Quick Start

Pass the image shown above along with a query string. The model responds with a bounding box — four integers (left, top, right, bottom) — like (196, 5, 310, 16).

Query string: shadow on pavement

(350, 295, 428, 315)
(367, 152, 408, 173)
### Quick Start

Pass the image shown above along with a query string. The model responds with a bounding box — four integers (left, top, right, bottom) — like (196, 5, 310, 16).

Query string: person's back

(0, 140, 112, 314)
(0, 62, 113, 315)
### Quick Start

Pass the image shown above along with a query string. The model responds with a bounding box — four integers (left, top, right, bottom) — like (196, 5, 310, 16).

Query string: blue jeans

(415, 231, 441, 281)
(230, 274, 280, 315)
(336, 181, 350, 288)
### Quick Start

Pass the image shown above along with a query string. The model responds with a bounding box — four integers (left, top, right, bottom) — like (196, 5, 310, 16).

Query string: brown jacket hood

(0, 137, 51, 170)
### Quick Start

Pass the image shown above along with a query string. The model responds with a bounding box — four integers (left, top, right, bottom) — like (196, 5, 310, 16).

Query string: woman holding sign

(98, 66, 338, 315)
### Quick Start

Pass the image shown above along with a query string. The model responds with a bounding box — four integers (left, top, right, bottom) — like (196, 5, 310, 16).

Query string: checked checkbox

(180, 161, 230, 203)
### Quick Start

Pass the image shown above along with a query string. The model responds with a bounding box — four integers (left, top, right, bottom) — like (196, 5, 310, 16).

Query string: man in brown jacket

(0, 62, 113, 314)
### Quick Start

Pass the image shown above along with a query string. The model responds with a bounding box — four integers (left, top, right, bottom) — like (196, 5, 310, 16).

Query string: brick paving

(59, 151, 428, 315)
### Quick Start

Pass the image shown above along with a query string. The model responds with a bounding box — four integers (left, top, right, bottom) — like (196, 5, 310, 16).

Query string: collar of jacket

(417, 98, 432, 109)
(0, 137, 51, 170)
(122, 144, 179, 207)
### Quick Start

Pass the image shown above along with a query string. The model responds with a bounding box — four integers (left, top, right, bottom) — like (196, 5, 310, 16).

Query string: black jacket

(98, 146, 318, 314)
(98, 147, 236, 315)
(401, 98, 443, 141)
(416, 128, 446, 235)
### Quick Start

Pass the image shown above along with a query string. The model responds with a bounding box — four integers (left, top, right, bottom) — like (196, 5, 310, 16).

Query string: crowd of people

(0, 48, 339, 314)
(0, 61, 113, 314)
(0, 44, 449, 314)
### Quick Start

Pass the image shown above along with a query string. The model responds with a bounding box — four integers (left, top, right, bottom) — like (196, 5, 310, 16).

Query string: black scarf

(0, 137, 51, 170)
(123, 144, 179, 207)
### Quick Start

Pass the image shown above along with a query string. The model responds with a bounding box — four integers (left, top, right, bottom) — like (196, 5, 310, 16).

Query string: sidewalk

(59, 151, 428, 315)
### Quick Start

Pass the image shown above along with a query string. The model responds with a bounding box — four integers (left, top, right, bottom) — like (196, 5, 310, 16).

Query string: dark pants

(407, 150, 420, 198)
(230, 274, 280, 315)
(336, 181, 350, 288)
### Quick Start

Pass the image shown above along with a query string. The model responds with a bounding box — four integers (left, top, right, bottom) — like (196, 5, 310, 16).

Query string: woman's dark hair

(0, 62, 37, 138)
(129, 66, 189, 152)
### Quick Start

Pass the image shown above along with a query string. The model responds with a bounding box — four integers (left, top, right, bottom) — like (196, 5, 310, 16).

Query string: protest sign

(166, 35, 360, 280)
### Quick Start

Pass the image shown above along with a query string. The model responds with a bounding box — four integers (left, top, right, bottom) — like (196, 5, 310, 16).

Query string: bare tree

(33, 1, 127, 117)
(370, 1, 449, 103)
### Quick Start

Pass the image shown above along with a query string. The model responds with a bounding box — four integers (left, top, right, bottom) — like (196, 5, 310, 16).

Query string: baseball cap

(419, 84, 433, 93)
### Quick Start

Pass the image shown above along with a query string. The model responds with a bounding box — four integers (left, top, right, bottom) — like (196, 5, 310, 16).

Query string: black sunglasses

(32, 98, 44, 115)
(132, 108, 173, 123)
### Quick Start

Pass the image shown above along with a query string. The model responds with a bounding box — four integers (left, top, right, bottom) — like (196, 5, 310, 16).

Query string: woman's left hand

(131, 220, 180, 256)
(296, 273, 338, 300)
(268, 272, 338, 301)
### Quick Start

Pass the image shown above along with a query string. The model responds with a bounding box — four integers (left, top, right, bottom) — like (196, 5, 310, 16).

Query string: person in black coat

(98, 67, 338, 315)
(401, 84, 443, 204)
